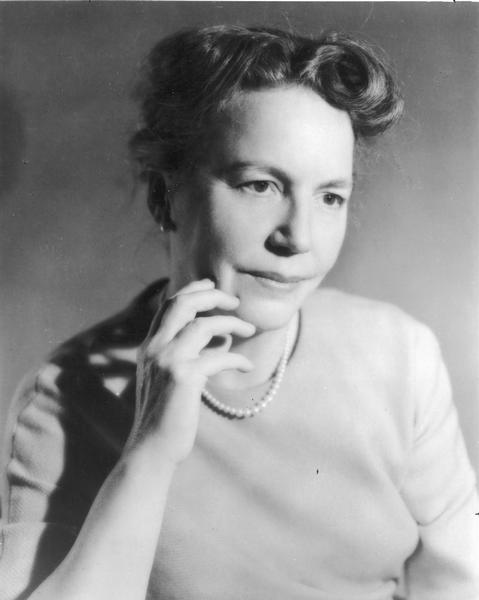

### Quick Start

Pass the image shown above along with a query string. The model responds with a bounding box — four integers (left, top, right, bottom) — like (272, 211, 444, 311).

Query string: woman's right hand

(125, 278, 255, 466)
(27, 279, 254, 600)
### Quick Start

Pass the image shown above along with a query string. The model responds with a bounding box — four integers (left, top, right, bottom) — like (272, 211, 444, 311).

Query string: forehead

(202, 86, 354, 179)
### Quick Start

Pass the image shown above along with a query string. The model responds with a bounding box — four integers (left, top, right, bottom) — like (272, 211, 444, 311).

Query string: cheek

(312, 218, 347, 266)
(208, 205, 265, 261)
(179, 212, 244, 274)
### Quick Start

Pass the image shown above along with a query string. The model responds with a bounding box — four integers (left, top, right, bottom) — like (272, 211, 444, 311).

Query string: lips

(239, 269, 314, 285)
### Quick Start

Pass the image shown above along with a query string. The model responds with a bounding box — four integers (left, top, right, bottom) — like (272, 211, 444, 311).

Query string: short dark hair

(129, 25, 403, 229)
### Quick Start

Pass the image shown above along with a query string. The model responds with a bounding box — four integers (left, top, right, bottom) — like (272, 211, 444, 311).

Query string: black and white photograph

(0, 2, 478, 599)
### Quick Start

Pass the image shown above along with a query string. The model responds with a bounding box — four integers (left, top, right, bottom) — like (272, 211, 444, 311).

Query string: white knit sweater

(1, 282, 478, 599)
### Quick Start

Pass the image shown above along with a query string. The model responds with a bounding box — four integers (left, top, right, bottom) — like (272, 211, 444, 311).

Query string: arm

(2, 279, 254, 600)
(402, 324, 479, 600)
(28, 439, 176, 600)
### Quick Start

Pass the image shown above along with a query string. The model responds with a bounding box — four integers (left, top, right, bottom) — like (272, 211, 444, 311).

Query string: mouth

(238, 269, 315, 290)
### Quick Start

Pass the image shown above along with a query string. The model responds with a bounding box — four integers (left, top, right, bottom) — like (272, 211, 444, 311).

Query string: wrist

(119, 439, 179, 487)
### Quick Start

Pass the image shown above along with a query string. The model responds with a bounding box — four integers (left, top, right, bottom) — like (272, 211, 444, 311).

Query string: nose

(266, 198, 312, 256)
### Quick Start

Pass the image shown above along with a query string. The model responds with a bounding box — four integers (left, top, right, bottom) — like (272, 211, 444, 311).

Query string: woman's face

(168, 85, 354, 331)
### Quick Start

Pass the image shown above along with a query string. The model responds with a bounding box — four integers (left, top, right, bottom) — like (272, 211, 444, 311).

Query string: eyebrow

(219, 161, 355, 189)
(319, 177, 355, 190)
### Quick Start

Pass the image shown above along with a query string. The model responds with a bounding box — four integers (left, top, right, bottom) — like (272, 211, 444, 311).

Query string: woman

(1, 25, 478, 600)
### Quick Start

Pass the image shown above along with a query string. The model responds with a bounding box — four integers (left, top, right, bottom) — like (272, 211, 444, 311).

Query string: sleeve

(0, 366, 83, 600)
(401, 324, 479, 600)
(0, 360, 126, 600)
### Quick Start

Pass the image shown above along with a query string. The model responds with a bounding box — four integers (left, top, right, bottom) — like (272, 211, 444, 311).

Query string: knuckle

(155, 348, 172, 369)
(192, 316, 206, 329)
(143, 343, 161, 362)
(188, 317, 207, 336)
(169, 362, 192, 383)
(170, 294, 197, 319)
(171, 293, 187, 308)
(143, 346, 168, 371)
(185, 307, 197, 322)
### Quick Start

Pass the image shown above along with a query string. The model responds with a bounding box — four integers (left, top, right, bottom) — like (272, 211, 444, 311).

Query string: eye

(322, 192, 346, 208)
(240, 180, 278, 195)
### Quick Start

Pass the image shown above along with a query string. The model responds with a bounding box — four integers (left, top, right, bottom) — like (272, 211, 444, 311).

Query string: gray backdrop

(1, 2, 478, 475)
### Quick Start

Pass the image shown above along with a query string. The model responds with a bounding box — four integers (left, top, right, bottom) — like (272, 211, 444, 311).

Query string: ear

(162, 171, 182, 230)
(148, 171, 178, 232)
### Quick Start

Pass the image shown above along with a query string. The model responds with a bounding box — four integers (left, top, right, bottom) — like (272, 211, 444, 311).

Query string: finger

(167, 289, 240, 318)
(196, 352, 254, 376)
(151, 289, 241, 346)
(173, 278, 215, 295)
(146, 280, 216, 340)
(170, 315, 255, 357)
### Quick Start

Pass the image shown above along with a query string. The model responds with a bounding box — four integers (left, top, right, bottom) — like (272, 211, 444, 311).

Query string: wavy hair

(129, 25, 403, 229)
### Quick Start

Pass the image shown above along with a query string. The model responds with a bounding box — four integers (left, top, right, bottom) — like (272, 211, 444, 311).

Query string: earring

(147, 174, 177, 232)
(162, 188, 177, 232)
(150, 201, 165, 231)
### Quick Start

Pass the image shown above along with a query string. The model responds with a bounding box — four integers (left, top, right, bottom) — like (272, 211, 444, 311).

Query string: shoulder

(303, 286, 432, 345)
(26, 279, 166, 404)
(47, 278, 167, 373)
(305, 286, 417, 328)
(298, 289, 460, 462)
(300, 287, 444, 396)
(3, 280, 168, 476)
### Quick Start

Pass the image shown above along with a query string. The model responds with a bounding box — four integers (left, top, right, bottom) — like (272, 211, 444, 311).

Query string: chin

(234, 292, 306, 332)
(215, 269, 322, 330)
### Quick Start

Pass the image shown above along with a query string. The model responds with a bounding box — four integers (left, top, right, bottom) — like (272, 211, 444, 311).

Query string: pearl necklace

(201, 314, 298, 419)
